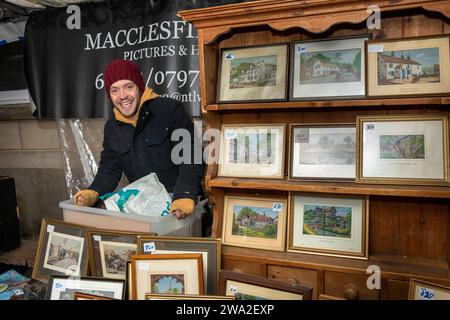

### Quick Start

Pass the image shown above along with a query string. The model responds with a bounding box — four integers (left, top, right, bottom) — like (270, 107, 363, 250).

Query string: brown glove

(74, 189, 99, 207)
(170, 198, 195, 220)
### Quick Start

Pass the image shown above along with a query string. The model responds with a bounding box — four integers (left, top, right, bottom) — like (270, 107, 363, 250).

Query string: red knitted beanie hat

(103, 59, 145, 95)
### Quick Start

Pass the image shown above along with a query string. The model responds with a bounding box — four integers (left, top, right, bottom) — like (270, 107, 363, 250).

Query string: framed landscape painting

(32, 219, 88, 282)
(366, 35, 450, 97)
(290, 35, 369, 100)
(288, 193, 369, 259)
(222, 195, 287, 251)
(217, 44, 288, 103)
(289, 124, 356, 180)
(356, 115, 449, 185)
(219, 124, 285, 179)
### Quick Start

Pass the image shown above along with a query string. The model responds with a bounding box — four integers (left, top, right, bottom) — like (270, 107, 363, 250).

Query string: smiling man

(73, 59, 205, 219)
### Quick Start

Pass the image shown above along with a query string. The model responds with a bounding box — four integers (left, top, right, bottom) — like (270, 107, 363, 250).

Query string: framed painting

(47, 275, 125, 300)
(218, 124, 285, 179)
(289, 123, 356, 180)
(86, 229, 156, 280)
(288, 193, 369, 259)
(222, 195, 287, 252)
(356, 115, 449, 185)
(290, 35, 369, 100)
(366, 35, 450, 98)
(131, 253, 204, 300)
(219, 270, 312, 300)
(408, 278, 450, 300)
(145, 293, 235, 300)
(32, 218, 89, 282)
(136, 236, 221, 294)
(217, 44, 288, 103)
(74, 292, 115, 300)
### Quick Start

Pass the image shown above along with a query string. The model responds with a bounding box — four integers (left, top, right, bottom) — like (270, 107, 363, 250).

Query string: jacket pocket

(144, 129, 172, 167)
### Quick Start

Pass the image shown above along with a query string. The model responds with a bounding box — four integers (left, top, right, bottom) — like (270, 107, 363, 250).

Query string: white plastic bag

(104, 172, 172, 216)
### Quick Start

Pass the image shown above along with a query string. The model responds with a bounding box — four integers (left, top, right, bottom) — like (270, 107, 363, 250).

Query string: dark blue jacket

(89, 97, 205, 202)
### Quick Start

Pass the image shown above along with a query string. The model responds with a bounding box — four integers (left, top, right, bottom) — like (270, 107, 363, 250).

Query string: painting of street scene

(377, 48, 440, 85)
(298, 131, 356, 165)
(59, 288, 115, 300)
(229, 55, 277, 89)
(379, 134, 425, 160)
(227, 131, 275, 165)
(299, 48, 362, 84)
(100, 241, 137, 279)
(232, 205, 278, 239)
(302, 204, 352, 238)
(44, 232, 84, 273)
(150, 274, 185, 294)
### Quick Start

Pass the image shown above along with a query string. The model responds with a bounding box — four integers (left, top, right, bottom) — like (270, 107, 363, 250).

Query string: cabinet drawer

(267, 265, 318, 299)
(324, 271, 380, 300)
(222, 257, 266, 276)
(386, 279, 410, 300)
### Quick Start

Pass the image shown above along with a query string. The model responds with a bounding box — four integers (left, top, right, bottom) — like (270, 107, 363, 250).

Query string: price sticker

(93, 235, 101, 242)
(297, 45, 307, 54)
(225, 130, 238, 140)
(54, 282, 64, 290)
(139, 263, 150, 271)
(229, 286, 238, 294)
(143, 242, 156, 253)
(368, 44, 384, 52)
(47, 225, 55, 233)
(225, 52, 235, 60)
(273, 202, 283, 212)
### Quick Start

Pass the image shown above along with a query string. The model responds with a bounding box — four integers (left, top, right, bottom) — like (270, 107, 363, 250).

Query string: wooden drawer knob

(343, 284, 359, 300)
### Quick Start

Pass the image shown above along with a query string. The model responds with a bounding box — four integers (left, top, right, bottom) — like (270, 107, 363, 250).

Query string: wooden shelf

(222, 245, 450, 281)
(207, 97, 450, 111)
(208, 177, 450, 198)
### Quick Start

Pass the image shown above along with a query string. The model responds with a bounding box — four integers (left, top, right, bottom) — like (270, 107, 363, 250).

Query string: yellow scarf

(113, 87, 159, 127)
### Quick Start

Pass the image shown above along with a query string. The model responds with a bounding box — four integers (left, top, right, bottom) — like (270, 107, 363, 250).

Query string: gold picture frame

(356, 114, 449, 185)
(287, 193, 369, 260)
(366, 34, 450, 98)
(131, 253, 204, 300)
(222, 194, 287, 252)
(218, 123, 286, 179)
(408, 278, 450, 300)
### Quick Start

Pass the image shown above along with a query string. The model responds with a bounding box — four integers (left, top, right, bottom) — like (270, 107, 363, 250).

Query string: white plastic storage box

(59, 199, 201, 237)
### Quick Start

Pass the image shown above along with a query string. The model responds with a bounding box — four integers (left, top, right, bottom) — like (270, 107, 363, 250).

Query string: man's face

(109, 79, 141, 118)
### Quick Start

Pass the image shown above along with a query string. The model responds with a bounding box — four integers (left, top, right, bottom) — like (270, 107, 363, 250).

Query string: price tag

(139, 263, 150, 271)
(297, 45, 307, 54)
(54, 282, 64, 290)
(14, 289, 24, 296)
(229, 286, 238, 294)
(225, 52, 234, 60)
(93, 235, 101, 242)
(368, 44, 384, 52)
(225, 130, 237, 140)
(47, 225, 55, 233)
(273, 202, 283, 212)
(420, 288, 435, 300)
(143, 242, 156, 253)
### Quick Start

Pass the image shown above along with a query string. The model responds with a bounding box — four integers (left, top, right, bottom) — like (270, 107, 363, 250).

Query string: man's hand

(74, 189, 99, 207)
(170, 198, 195, 220)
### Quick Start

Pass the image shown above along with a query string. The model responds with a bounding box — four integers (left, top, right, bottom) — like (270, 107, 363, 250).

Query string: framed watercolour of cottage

(131, 253, 204, 300)
(219, 270, 312, 300)
(217, 44, 288, 103)
(32, 219, 89, 282)
(356, 115, 449, 185)
(288, 193, 369, 259)
(47, 275, 125, 300)
(289, 124, 356, 180)
(222, 195, 287, 251)
(366, 35, 450, 98)
(136, 236, 221, 294)
(218, 124, 285, 179)
(408, 278, 450, 300)
(290, 35, 369, 100)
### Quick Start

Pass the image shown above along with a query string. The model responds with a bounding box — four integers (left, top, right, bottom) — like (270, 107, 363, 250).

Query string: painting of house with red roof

(232, 205, 278, 239)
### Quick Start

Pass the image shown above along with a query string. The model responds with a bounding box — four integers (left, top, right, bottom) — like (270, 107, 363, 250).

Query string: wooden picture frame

(47, 275, 125, 300)
(86, 229, 156, 280)
(290, 35, 369, 100)
(218, 123, 286, 179)
(366, 34, 450, 98)
(74, 292, 115, 300)
(222, 195, 287, 252)
(136, 236, 221, 295)
(356, 114, 449, 185)
(289, 123, 356, 181)
(219, 270, 312, 300)
(145, 293, 235, 300)
(217, 43, 289, 103)
(32, 218, 89, 282)
(287, 193, 369, 260)
(131, 253, 204, 300)
(408, 278, 450, 300)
